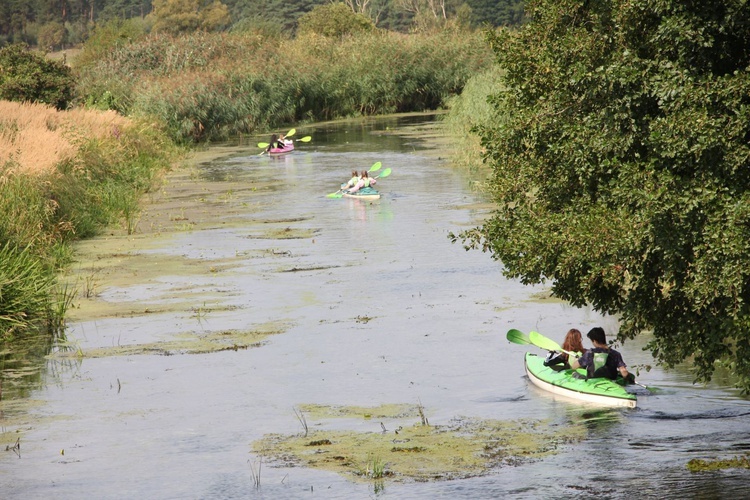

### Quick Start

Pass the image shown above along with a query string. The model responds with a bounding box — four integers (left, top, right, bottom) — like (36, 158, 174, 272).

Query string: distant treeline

(1, 0, 524, 49)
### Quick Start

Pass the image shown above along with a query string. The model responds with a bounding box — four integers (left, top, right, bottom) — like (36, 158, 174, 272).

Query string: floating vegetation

(252, 404, 586, 484)
(48, 323, 287, 359)
(687, 455, 750, 472)
(245, 227, 320, 240)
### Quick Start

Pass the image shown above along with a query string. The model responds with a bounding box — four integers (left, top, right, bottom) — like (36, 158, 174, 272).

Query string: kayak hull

(342, 187, 380, 200)
(268, 142, 294, 155)
(342, 192, 380, 201)
(524, 352, 637, 408)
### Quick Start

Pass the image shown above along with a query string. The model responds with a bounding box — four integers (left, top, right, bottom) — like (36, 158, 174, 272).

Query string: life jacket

(363, 177, 371, 188)
(587, 349, 616, 380)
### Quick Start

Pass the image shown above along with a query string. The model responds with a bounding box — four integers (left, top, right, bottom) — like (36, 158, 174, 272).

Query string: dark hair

(587, 327, 606, 344)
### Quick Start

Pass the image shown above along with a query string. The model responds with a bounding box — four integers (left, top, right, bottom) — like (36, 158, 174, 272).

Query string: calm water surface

(1, 114, 748, 499)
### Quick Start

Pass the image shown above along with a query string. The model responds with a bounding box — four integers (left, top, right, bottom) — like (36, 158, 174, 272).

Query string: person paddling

(570, 327, 635, 383)
(342, 170, 360, 189)
(544, 328, 586, 370)
(346, 170, 375, 194)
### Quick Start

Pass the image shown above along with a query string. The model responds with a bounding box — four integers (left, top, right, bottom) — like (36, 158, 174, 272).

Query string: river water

(2, 114, 749, 499)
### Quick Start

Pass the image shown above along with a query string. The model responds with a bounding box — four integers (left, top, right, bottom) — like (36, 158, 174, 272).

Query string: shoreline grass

(0, 100, 179, 342)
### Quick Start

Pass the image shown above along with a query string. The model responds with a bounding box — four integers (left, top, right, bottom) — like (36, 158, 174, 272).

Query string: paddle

(529, 330, 580, 357)
(506, 329, 532, 345)
(374, 168, 391, 179)
(257, 136, 311, 148)
(257, 128, 300, 149)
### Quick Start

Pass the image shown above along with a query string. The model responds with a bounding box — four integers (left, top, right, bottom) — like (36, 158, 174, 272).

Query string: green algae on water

(253, 405, 586, 483)
(687, 455, 750, 472)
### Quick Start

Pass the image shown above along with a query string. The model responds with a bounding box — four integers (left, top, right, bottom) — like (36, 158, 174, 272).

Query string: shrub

(0, 43, 75, 109)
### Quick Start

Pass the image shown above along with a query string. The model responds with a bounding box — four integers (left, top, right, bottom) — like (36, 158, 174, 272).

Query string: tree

(149, 0, 230, 34)
(297, 2, 374, 37)
(0, 43, 75, 109)
(456, 0, 750, 391)
(37, 21, 67, 51)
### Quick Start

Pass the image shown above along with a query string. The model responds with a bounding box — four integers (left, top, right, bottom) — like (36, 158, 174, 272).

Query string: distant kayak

(268, 141, 294, 155)
(524, 352, 637, 408)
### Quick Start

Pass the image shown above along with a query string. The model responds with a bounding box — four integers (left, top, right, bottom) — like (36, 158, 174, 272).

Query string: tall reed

(76, 29, 494, 143)
(0, 101, 178, 341)
(442, 64, 506, 180)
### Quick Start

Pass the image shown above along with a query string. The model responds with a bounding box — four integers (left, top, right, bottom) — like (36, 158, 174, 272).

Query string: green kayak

(342, 186, 380, 201)
(524, 352, 637, 408)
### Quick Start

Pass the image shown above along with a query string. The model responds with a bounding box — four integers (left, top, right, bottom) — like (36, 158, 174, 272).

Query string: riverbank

(0, 100, 178, 341)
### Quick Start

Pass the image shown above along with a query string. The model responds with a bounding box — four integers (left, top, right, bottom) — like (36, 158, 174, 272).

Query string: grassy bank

(442, 64, 505, 186)
(76, 29, 494, 143)
(0, 100, 178, 340)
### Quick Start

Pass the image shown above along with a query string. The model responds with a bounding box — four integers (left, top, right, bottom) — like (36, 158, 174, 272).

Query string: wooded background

(0, 0, 525, 49)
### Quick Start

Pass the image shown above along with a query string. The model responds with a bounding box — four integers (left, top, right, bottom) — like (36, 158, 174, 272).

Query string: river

(1, 113, 748, 499)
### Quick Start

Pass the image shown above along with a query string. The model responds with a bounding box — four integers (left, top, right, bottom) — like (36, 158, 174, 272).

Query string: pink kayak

(268, 141, 294, 155)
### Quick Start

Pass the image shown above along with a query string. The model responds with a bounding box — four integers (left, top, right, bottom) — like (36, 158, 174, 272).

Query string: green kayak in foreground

(524, 352, 637, 408)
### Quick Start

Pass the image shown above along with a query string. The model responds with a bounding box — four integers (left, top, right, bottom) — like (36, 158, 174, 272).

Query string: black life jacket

(587, 350, 617, 380)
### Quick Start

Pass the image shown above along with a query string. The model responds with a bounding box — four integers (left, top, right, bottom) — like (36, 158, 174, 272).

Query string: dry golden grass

(0, 100, 131, 176)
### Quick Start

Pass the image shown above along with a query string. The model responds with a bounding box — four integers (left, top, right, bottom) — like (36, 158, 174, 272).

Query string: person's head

(362, 171, 368, 178)
(562, 328, 584, 352)
(351, 170, 358, 177)
(271, 134, 278, 142)
(586, 327, 607, 345)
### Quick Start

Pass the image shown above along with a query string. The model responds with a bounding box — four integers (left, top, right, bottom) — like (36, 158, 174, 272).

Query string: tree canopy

(0, 0, 525, 47)
(458, 0, 750, 391)
(0, 43, 75, 109)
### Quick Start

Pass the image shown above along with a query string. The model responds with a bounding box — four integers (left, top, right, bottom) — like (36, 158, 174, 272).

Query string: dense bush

(0, 43, 75, 109)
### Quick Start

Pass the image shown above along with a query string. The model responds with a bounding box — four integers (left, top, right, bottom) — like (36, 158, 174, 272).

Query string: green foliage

(457, 0, 750, 392)
(77, 30, 492, 142)
(74, 18, 149, 71)
(0, 117, 178, 339)
(0, 241, 55, 339)
(443, 64, 504, 174)
(0, 43, 75, 109)
(297, 3, 374, 37)
(37, 21, 67, 51)
(149, 0, 231, 34)
(466, 0, 524, 28)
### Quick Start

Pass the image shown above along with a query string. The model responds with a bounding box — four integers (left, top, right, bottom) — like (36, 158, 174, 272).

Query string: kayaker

(343, 170, 360, 189)
(266, 134, 280, 152)
(544, 328, 585, 369)
(346, 170, 375, 194)
(570, 327, 636, 383)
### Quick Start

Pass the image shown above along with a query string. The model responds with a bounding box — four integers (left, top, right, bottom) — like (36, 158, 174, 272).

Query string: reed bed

(0, 100, 177, 339)
(76, 29, 494, 143)
(0, 101, 130, 176)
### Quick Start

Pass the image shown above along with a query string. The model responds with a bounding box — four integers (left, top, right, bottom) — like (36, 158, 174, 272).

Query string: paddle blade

(326, 191, 343, 198)
(286, 128, 296, 138)
(507, 329, 531, 345)
(377, 168, 392, 178)
(297, 136, 312, 142)
(368, 161, 382, 173)
(529, 331, 563, 352)
(258, 142, 269, 148)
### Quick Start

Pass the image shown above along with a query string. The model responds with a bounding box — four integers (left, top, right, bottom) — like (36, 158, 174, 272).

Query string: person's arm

(570, 357, 581, 370)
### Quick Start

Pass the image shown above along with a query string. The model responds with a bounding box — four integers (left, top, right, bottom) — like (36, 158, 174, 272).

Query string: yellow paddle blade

(286, 128, 296, 138)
